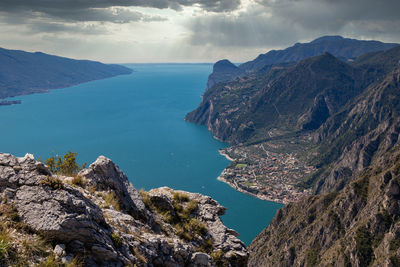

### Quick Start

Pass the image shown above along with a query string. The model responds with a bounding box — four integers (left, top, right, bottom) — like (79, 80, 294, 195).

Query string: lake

(0, 63, 282, 245)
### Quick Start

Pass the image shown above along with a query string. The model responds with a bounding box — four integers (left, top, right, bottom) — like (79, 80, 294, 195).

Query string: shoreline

(217, 173, 288, 204)
(217, 145, 312, 205)
(218, 148, 289, 204)
(218, 149, 235, 162)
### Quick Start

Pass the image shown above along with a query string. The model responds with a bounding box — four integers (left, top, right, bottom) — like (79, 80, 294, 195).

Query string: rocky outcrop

(206, 60, 244, 91)
(0, 153, 248, 266)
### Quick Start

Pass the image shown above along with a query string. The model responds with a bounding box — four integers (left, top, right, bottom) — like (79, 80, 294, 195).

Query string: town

(218, 140, 315, 204)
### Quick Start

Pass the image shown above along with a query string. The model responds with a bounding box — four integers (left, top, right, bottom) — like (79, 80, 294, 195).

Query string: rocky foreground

(0, 153, 248, 266)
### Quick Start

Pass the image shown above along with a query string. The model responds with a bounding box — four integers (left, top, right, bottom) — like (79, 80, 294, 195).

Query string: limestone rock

(0, 153, 248, 266)
(79, 156, 148, 221)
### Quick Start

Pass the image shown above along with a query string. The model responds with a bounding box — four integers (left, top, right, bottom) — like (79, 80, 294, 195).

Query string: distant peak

(311, 35, 344, 43)
(215, 59, 235, 66)
(213, 59, 238, 72)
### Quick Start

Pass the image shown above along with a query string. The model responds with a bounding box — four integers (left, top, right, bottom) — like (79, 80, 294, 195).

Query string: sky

(0, 0, 399, 63)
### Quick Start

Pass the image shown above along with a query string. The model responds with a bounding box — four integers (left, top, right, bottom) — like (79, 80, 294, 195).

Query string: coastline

(219, 149, 235, 162)
(217, 172, 288, 204)
(217, 144, 312, 205)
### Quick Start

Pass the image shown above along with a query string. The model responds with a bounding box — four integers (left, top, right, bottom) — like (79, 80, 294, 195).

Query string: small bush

(110, 232, 123, 248)
(104, 192, 122, 211)
(184, 199, 198, 215)
(211, 250, 225, 267)
(40, 176, 64, 190)
(0, 203, 19, 222)
(0, 235, 10, 259)
(189, 218, 207, 236)
(139, 190, 151, 209)
(355, 226, 374, 266)
(21, 238, 49, 258)
(71, 175, 87, 188)
(353, 176, 369, 203)
(172, 192, 189, 202)
(133, 247, 147, 263)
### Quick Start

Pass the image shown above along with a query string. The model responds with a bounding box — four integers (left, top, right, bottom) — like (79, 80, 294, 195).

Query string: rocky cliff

(248, 48, 400, 266)
(248, 145, 400, 267)
(0, 153, 247, 266)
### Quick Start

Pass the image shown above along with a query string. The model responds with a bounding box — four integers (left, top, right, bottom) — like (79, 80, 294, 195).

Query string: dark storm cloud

(0, 0, 242, 16)
(188, 0, 400, 48)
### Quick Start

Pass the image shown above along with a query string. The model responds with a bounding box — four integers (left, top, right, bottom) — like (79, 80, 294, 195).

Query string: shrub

(353, 176, 369, 203)
(71, 175, 87, 188)
(45, 151, 86, 176)
(40, 176, 64, 190)
(110, 232, 123, 248)
(355, 226, 374, 266)
(133, 247, 147, 263)
(0, 235, 10, 259)
(172, 192, 189, 202)
(104, 192, 122, 211)
(184, 199, 198, 215)
(211, 250, 225, 267)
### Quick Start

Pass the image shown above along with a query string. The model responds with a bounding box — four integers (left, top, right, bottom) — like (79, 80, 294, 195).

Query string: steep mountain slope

(186, 53, 362, 144)
(248, 144, 400, 267)
(0, 153, 247, 266)
(202, 36, 398, 89)
(0, 47, 132, 99)
(249, 54, 400, 266)
(306, 47, 400, 193)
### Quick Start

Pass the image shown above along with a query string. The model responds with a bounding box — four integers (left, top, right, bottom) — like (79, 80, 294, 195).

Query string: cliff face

(186, 52, 362, 144)
(309, 50, 400, 194)
(248, 146, 400, 267)
(0, 153, 247, 266)
(248, 53, 400, 266)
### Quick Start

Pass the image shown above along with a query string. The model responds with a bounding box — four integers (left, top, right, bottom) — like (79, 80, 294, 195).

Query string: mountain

(249, 141, 400, 266)
(206, 60, 244, 90)
(0, 153, 247, 266)
(201, 36, 398, 93)
(248, 49, 400, 266)
(240, 35, 398, 73)
(186, 37, 400, 265)
(186, 52, 357, 144)
(0, 47, 132, 99)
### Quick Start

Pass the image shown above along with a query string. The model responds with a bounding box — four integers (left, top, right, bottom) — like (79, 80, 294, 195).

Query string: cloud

(0, 0, 242, 17)
(186, 0, 400, 49)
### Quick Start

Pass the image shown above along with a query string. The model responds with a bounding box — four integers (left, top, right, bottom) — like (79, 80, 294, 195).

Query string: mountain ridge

(0, 47, 132, 100)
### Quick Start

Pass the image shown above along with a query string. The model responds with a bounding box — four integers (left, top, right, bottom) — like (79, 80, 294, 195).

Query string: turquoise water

(0, 64, 282, 245)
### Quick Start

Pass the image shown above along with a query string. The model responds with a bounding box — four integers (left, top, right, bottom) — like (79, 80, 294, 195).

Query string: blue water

(0, 64, 282, 245)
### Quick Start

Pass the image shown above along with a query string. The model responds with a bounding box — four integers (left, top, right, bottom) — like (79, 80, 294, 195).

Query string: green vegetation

(45, 151, 86, 176)
(236, 163, 247, 168)
(211, 250, 225, 266)
(172, 192, 190, 202)
(110, 232, 123, 248)
(132, 247, 147, 263)
(355, 226, 374, 266)
(70, 175, 87, 188)
(40, 176, 64, 190)
(0, 232, 10, 259)
(353, 176, 370, 203)
(104, 192, 122, 211)
(305, 248, 320, 267)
